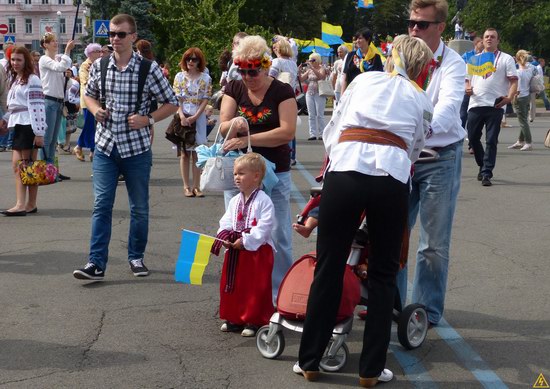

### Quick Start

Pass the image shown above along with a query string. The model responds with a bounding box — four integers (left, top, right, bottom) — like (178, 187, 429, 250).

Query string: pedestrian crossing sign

(93, 20, 109, 38)
(534, 373, 549, 388)
(4, 35, 15, 44)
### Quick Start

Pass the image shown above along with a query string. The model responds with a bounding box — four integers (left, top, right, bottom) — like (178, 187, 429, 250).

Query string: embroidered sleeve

(198, 73, 212, 100)
(27, 76, 47, 136)
(242, 194, 274, 251)
(173, 72, 184, 97)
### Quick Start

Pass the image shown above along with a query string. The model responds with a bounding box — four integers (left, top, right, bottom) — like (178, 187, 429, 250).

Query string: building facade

(0, 0, 87, 52)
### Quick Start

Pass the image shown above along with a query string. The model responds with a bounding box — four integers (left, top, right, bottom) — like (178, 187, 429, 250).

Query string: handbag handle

(214, 117, 252, 154)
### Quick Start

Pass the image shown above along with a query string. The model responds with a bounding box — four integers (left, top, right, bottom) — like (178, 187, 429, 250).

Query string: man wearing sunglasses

(74, 14, 178, 281)
(397, 0, 466, 328)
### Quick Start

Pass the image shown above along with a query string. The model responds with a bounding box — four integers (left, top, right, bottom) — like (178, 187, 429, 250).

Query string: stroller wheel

(397, 303, 428, 349)
(256, 325, 285, 359)
(319, 341, 348, 372)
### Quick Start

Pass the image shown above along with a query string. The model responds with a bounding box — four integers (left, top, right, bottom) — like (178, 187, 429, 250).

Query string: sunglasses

(236, 68, 261, 77)
(309, 59, 316, 63)
(186, 57, 199, 63)
(407, 20, 442, 30)
(108, 31, 133, 39)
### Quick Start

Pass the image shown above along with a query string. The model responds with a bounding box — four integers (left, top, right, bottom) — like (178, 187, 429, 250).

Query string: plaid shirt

(86, 52, 177, 158)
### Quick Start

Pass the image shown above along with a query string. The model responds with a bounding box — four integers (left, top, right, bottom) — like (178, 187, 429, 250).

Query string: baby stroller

(256, 184, 430, 371)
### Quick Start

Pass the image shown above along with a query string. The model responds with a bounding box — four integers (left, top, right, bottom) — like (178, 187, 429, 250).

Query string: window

(8, 0, 15, 4)
(59, 18, 66, 34)
(42, 0, 48, 4)
(8, 18, 15, 34)
(25, 18, 32, 34)
(58, 0, 65, 4)
(25, 0, 31, 4)
(75, 18, 82, 34)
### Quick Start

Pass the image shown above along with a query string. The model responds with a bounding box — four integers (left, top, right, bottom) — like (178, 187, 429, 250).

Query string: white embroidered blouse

(3, 74, 47, 136)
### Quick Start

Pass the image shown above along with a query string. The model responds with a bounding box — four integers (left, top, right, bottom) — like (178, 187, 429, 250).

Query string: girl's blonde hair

(233, 36, 271, 62)
(515, 49, 529, 66)
(234, 153, 266, 181)
(385, 35, 433, 81)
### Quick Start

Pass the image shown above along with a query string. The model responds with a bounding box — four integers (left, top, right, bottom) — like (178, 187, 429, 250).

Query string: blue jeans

(224, 171, 293, 299)
(89, 146, 152, 271)
(0, 128, 14, 148)
(306, 93, 326, 138)
(467, 107, 503, 178)
(43, 99, 63, 163)
(397, 140, 463, 324)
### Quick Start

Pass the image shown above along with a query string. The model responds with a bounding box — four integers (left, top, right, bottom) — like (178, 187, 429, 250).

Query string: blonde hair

(515, 49, 529, 66)
(309, 52, 322, 62)
(385, 35, 433, 80)
(274, 38, 293, 58)
(234, 153, 266, 181)
(233, 36, 271, 62)
(409, 0, 449, 23)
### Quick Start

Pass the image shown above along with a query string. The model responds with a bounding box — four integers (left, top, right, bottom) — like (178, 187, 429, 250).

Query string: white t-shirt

(323, 71, 433, 184)
(517, 65, 535, 98)
(468, 51, 518, 110)
(268, 57, 298, 92)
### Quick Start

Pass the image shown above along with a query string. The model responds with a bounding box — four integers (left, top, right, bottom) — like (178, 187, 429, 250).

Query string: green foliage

(150, 0, 245, 86)
(120, 0, 154, 42)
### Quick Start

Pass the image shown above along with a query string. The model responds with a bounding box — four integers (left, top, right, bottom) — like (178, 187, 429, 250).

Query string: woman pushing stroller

(295, 35, 434, 387)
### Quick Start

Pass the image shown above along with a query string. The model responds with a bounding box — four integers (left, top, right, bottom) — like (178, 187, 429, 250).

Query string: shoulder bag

(165, 113, 197, 153)
(18, 147, 58, 185)
(530, 67, 545, 94)
(200, 117, 252, 192)
(318, 78, 335, 97)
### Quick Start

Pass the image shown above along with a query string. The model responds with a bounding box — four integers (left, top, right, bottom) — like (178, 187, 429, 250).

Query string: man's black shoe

(58, 173, 71, 180)
(129, 259, 149, 277)
(481, 176, 492, 186)
(477, 172, 482, 181)
(73, 262, 104, 280)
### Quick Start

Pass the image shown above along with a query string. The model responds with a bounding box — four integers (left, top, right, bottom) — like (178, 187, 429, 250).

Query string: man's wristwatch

(147, 114, 155, 125)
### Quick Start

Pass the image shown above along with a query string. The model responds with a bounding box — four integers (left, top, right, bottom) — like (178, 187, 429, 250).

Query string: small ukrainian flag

(175, 230, 215, 285)
(467, 52, 496, 77)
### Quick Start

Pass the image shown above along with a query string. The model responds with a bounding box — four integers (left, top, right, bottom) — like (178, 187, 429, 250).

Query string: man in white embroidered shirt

(397, 0, 467, 327)
(466, 28, 518, 187)
(73, 14, 178, 281)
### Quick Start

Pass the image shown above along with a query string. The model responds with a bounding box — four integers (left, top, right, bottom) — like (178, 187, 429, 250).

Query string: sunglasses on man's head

(407, 20, 441, 30)
(236, 68, 260, 77)
(186, 57, 199, 63)
(108, 31, 133, 39)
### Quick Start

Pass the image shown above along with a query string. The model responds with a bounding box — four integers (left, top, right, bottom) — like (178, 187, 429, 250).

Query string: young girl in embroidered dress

(211, 153, 275, 337)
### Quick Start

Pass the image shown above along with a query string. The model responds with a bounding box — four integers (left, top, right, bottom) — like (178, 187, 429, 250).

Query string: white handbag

(200, 118, 251, 192)
(318, 79, 335, 97)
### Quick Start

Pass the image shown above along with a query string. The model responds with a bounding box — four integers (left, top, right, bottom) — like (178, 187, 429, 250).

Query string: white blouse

(218, 190, 275, 251)
(323, 71, 433, 184)
(38, 54, 72, 98)
(3, 74, 47, 136)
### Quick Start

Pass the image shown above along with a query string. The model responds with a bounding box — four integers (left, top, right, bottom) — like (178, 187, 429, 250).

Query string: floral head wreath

(234, 52, 272, 70)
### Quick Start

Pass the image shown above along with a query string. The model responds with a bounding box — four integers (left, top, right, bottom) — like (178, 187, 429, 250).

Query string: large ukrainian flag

(358, 0, 374, 8)
(175, 229, 215, 285)
(322, 22, 344, 45)
(467, 52, 496, 77)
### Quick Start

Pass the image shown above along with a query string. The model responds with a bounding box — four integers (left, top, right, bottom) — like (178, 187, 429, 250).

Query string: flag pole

(71, 0, 81, 41)
(180, 229, 229, 244)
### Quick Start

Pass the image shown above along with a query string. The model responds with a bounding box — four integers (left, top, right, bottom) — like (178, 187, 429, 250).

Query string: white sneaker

(378, 369, 394, 382)
(520, 143, 533, 151)
(507, 141, 524, 149)
(241, 326, 257, 337)
(359, 369, 393, 387)
(293, 362, 303, 375)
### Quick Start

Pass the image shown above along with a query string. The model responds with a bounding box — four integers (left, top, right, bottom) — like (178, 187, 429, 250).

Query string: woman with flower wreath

(173, 47, 212, 198)
(0, 46, 47, 216)
(340, 28, 384, 94)
(219, 35, 297, 304)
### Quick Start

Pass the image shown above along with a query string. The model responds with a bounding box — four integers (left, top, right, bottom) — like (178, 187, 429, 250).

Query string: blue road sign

(4, 35, 16, 44)
(94, 20, 109, 38)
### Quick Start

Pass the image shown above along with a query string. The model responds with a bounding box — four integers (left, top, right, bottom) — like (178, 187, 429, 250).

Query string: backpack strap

(135, 58, 152, 114)
(99, 56, 110, 110)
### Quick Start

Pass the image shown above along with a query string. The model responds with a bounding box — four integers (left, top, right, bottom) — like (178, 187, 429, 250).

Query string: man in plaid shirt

(73, 14, 178, 281)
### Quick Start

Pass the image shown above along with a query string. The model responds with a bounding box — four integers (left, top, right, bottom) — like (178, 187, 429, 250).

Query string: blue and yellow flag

(175, 229, 216, 285)
(358, 0, 374, 8)
(467, 52, 496, 77)
(322, 22, 344, 45)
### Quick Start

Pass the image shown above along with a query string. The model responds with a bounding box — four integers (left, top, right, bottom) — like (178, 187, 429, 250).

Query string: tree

(120, 0, 154, 42)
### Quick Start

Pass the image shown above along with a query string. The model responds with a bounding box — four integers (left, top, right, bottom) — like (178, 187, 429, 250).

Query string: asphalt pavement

(1, 110, 549, 388)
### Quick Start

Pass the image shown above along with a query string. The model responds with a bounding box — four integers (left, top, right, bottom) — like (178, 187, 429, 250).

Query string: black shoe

(481, 176, 492, 186)
(58, 173, 71, 180)
(118, 175, 125, 182)
(129, 259, 149, 277)
(477, 172, 482, 181)
(73, 262, 104, 280)
(2, 210, 27, 216)
(317, 137, 323, 140)
(307, 136, 316, 141)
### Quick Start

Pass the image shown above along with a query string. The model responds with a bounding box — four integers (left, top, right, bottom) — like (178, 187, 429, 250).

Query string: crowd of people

(1, 1, 549, 387)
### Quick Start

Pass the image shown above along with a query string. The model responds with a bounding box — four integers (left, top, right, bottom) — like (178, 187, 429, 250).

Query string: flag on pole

(298, 38, 333, 56)
(358, 0, 374, 8)
(321, 22, 344, 45)
(467, 52, 496, 77)
(175, 229, 216, 285)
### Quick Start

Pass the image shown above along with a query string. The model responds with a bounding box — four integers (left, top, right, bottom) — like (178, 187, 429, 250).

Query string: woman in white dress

(173, 47, 212, 197)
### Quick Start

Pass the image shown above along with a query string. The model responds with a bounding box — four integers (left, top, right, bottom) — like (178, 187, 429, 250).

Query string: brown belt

(338, 128, 407, 151)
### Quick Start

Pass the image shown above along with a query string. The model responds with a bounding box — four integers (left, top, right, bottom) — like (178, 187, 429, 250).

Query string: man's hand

(94, 108, 109, 124)
(128, 114, 149, 130)
(465, 86, 474, 96)
(495, 96, 511, 109)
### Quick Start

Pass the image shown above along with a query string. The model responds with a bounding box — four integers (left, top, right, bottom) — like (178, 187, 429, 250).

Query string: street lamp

(57, 10, 62, 54)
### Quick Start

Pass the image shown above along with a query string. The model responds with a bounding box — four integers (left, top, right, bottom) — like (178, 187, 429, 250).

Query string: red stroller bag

(276, 253, 361, 322)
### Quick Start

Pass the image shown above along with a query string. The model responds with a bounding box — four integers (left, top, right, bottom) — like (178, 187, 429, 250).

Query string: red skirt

(219, 244, 275, 326)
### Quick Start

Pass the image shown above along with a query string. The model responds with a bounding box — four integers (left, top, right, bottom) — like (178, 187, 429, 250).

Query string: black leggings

(298, 170, 408, 378)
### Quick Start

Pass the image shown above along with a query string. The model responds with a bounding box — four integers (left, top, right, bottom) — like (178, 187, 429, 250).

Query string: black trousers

(298, 171, 408, 378)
